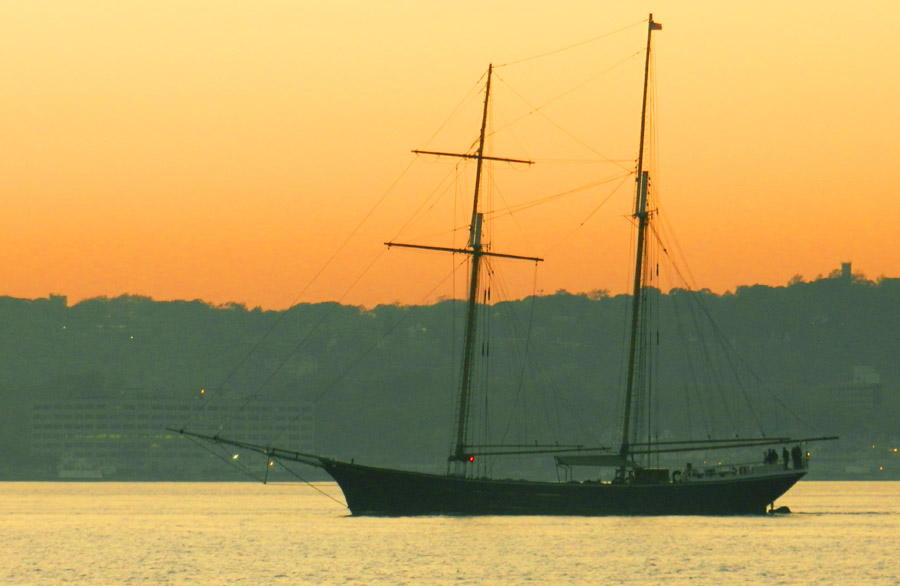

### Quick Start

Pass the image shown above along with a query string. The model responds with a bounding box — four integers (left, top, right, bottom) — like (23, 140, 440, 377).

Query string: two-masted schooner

(173, 15, 835, 515)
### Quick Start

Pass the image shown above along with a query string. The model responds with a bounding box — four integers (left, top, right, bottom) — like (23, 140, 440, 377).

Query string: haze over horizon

(3, 2, 898, 310)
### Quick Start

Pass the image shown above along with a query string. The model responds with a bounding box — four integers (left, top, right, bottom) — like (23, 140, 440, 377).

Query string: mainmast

(384, 64, 540, 472)
(620, 14, 660, 460)
(454, 63, 493, 463)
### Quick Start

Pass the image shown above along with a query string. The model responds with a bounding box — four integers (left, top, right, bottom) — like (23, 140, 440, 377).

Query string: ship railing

(674, 455, 809, 483)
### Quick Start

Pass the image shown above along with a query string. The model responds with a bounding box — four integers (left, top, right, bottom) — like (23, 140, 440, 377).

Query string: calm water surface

(1, 481, 898, 585)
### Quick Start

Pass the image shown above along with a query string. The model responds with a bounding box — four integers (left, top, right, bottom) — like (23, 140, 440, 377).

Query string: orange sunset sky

(2, 1, 898, 310)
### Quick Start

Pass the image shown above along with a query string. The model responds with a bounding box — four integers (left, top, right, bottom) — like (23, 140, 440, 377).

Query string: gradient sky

(2, 1, 898, 309)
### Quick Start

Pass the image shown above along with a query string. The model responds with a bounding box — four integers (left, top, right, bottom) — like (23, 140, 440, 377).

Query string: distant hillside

(2, 273, 898, 480)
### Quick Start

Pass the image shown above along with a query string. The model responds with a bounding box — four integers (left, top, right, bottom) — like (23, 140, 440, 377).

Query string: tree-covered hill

(1, 273, 897, 479)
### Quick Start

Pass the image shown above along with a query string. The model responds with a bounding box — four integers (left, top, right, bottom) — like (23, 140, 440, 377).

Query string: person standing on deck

(791, 445, 803, 469)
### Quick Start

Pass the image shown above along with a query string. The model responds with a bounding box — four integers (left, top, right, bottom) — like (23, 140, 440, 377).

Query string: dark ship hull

(321, 459, 805, 516)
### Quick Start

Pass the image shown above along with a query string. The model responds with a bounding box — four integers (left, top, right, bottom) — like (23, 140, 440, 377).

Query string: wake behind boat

(173, 15, 836, 516)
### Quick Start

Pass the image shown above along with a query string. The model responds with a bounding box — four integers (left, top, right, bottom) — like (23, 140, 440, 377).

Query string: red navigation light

(468, 456, 475, 462)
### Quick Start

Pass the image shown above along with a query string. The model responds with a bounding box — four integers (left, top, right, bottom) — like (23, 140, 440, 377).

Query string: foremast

(385, 64, 540, 475)
(455, 63, 494, 466)
(619, 14, 660, 464)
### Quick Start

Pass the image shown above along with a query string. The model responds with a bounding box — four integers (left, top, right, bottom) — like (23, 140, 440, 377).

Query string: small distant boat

(173, 14, 835, 515)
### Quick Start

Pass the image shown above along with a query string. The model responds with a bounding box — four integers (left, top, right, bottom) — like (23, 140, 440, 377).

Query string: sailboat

(172, 15, 835, 515)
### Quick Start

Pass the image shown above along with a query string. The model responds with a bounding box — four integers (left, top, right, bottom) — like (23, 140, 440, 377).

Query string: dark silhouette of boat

(320, 458, 806, 516)
(173, 14, 835, 515)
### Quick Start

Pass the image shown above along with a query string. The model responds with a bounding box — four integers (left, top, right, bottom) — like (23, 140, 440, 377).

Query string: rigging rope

(306, 257, 469, 407)
(183, 433, 267, 483)
(495, 19, 646, 68)
(417, 72, 487, 152)
(272, 459, 348, 508)
(185, 432, 348, 508)
(218, 247, 391, 434)
(489, 171, 632, 221)
(179, 157, 419, 431)
(389, 158, 468, 244)
(492, 66, 641, 172)
(541, 173, 633, 255)
(647, 215, 815, 433)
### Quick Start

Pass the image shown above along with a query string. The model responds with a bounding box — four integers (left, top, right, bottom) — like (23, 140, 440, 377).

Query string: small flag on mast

(650, 21, 662, 31)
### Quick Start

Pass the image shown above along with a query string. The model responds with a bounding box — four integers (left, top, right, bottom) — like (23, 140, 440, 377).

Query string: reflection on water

(2, 481, 899, 585)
